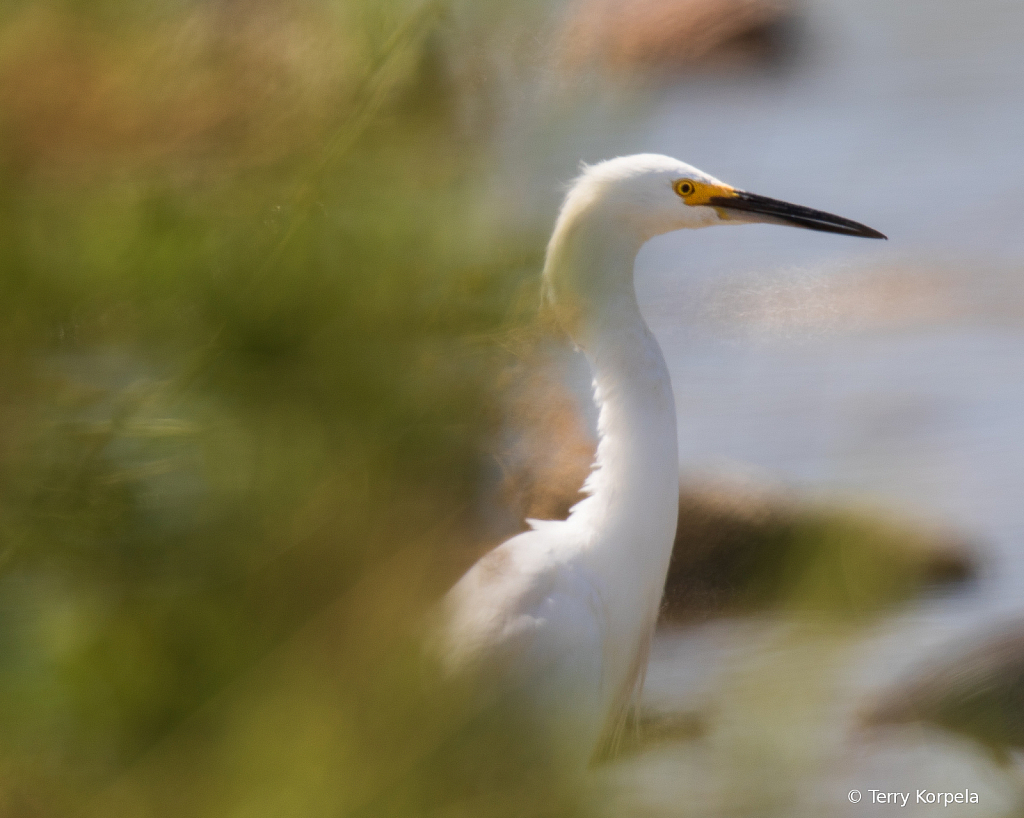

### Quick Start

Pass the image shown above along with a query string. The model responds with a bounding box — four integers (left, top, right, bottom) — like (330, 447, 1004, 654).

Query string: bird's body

(438, 154, 884, 767)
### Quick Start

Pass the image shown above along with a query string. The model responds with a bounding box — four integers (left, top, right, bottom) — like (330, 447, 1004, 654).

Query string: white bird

(438, 154, 885, 769)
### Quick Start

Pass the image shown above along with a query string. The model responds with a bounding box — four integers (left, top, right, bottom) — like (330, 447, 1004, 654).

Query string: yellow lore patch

(672, 179, 736, 207)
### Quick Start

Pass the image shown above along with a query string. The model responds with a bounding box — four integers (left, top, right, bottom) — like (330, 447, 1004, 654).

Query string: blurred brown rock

(559, 0, 800, 75)
(863, 622, 1024, 766)
(661, 478, 976, 621)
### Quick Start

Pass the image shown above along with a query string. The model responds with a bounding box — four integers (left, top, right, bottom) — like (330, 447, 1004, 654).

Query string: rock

(558, 0, 801, 75)
(660, 477, 977, 622)
(863, 621, 1024, 767)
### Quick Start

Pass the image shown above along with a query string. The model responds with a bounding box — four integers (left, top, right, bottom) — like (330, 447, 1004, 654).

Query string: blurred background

(1, 0, 1023, 815)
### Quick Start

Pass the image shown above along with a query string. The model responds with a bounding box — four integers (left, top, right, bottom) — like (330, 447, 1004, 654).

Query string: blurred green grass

(0, 3, 953, 815)
(0, 1, 554, 814)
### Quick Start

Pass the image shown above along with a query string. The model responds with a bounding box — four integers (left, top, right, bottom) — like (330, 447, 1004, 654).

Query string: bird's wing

(438, 530, 606, 747)
(442, 531, 599, 670)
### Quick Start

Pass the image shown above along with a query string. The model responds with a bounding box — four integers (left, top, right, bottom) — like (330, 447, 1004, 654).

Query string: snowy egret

(439, 154, 884, 767)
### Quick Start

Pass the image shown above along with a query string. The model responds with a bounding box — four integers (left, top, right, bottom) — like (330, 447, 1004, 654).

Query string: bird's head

(561, 154, 886, 242)
(543, 154, 885, 342)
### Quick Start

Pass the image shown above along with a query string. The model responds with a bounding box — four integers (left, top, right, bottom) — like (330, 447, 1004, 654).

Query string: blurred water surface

(585, 0, 1024, 813)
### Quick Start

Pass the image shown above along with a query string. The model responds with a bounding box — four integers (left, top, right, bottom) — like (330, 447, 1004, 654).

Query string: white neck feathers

(541, 193, 680, 725)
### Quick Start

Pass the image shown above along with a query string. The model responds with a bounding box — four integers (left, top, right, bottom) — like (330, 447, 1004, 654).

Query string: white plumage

(438, 154, 884, 768)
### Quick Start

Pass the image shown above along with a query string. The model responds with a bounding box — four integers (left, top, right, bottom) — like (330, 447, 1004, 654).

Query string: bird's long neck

(578, 314, 679, 607)
(543, 211, 680, 649)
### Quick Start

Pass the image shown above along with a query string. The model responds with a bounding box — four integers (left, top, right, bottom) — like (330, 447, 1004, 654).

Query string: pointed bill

(707, 190, 887, 239)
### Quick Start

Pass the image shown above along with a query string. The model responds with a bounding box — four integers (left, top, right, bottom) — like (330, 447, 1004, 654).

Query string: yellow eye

(674, 180, 696, 197)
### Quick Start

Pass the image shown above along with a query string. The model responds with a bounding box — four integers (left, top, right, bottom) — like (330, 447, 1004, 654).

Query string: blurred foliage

(0, 1, 968, 814)
(0, 0, 559, 814)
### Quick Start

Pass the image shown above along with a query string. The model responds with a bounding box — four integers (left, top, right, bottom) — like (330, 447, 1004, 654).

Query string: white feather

(435, 153, 881, 768)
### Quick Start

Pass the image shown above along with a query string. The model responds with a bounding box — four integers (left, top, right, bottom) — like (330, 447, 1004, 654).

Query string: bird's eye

(674, 180, 696, 197)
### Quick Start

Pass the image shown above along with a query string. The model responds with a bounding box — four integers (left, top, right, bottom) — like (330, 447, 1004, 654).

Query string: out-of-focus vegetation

(0, 1, 560, 815)
(0, 0, 992, 814)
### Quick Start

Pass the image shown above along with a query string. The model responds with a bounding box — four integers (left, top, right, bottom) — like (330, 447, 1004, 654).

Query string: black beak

(706, 190, 887, 239)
